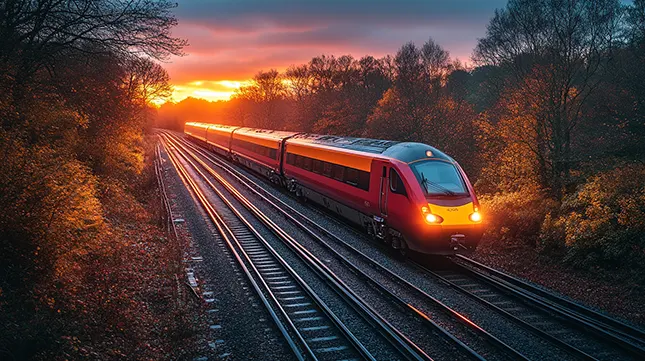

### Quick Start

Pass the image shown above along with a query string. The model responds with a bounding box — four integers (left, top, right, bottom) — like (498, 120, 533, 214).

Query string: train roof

(289, 133, 453, 163)
(187, 123, 455, 164)
(234, 127, 299, 142)
(207, 123, 240, 132)
(186, 122, 211, 129)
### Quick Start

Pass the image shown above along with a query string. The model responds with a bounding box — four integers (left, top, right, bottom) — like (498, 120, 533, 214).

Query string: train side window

(295, 155, 303, 168)
(323, 162, 333, 177)
(358, 171, 370, 191)
(303, 157, 312, 171)
(389, 169, 407, 196)
(313, 159, 323, 174)
(332, 164, 345, 181)
(345, 168, 359, 186)
(286, 153, 294, 165)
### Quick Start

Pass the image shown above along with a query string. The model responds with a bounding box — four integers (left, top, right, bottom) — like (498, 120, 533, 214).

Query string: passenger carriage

(183, 122, 483, 256)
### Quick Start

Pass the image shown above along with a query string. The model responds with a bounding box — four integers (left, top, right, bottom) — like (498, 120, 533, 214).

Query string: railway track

(163, 137, 374, 360)
(414, 255, 645, 361)
(161, 130, 645, 360)
(453, 255, 645, 347)
(161, 134, 432, 360)
(161, 131, 537, 360)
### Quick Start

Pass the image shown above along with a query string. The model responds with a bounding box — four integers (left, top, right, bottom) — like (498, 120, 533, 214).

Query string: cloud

(166, 0, 507, 101)
(175, 0, 506, 30)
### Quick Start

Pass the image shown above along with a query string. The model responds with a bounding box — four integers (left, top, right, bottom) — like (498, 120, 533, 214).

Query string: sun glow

(169, 80, 252, 103)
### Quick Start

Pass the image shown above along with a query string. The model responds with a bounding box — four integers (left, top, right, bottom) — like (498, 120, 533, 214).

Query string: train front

(389, 144, 484, 255)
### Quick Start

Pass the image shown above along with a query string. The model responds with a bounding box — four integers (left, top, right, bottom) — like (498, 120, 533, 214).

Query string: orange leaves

(539, 164, 645, 268)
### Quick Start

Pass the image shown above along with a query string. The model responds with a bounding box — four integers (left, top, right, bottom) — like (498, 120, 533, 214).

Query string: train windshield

(411, 161, 468, 196)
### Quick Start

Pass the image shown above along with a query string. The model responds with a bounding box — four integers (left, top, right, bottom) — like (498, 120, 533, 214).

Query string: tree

(0, 0, 185, 73)
(124, 57, 172, 107)
(0, 0, 185, 132)
(421, 38, 451, 84)
(234, 69, 287, 128)
(285, 64, 312, 101)
(627, 0, 645, 42)
(474, 0, 623, 196)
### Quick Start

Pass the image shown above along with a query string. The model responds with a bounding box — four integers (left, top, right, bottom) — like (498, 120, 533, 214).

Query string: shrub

(479, 185, 557, 247)
(539, 164, 645, 270)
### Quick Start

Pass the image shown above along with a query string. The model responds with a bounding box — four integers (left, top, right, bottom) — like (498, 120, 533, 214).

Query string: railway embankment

(1, 136, 204, 360)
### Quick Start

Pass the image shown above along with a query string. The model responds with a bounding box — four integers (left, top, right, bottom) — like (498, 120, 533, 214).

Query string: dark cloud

(167, 0, 508, 101)
(176, 0, 506, 30)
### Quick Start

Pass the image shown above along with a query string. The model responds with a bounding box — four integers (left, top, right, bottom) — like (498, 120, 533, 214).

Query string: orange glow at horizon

(168, 79, 252, 103)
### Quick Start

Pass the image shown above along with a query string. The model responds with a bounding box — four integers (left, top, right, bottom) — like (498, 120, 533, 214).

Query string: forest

(159, 0, 645, 280)
(0, 1, 195, 359)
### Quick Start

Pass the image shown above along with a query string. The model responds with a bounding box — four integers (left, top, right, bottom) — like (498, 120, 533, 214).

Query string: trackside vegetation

(0, 1, 198, 359)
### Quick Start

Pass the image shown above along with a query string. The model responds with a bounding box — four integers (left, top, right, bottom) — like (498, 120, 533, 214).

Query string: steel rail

(450, 256, 645, 359)
(412, 260, 600, 361)
(456, 255, 645, 343)
(166, 131, 529, 361)
(155, 142, 178, 238)
(162, 138, 313, 360)
(165, 136, 377, 361)
(162, 132, 433, 361)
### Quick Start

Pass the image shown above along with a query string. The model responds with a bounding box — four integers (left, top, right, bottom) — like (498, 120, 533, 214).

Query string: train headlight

(422, 206, 443, 224)
(469, 211, 482, 222)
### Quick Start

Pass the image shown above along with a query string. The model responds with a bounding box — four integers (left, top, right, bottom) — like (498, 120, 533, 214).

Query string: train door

(378, 164, 389, 217)
(386, 167, 410, 225)
(278, 139, 286, 175)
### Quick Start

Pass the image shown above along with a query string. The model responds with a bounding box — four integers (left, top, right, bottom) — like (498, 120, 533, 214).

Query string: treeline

(159, 0, 645, 275)
(0, 1, 187, 359)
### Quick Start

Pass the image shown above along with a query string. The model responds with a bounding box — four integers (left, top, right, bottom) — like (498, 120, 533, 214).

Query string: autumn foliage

(0, 1, 191, 360)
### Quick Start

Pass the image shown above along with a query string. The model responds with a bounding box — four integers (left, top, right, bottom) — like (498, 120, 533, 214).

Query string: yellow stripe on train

(429, 202, 475, 226)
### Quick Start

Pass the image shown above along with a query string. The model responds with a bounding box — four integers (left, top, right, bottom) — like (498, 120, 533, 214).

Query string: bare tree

(422, 38, 451, 83)
(124, 57, 172, 107)
(285, 64, 312, 101)
(474, 0, 622, 196)
(234, 69, 287, 128)
(0, 0, 186, 81)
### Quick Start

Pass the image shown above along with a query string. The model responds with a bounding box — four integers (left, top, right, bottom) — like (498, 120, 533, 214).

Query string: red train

(184, 122, 483, 256)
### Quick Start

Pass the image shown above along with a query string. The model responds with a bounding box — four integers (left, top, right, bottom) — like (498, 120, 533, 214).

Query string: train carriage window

(358, 171, 370, 191)
(389, 169, 407, 196)
(269, 149, 277, 159)
(323, 162, 333, 177)
(313, 159, 323, 174)
(303, 157, 313, 171)
(345, 168, 359, 186)
(287, 153, 295, 165)
(332, 164, 345, 181)
(295, 154, 303, 167)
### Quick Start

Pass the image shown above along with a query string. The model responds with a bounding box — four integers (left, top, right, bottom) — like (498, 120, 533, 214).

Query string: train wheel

(396, 237, 409, 259)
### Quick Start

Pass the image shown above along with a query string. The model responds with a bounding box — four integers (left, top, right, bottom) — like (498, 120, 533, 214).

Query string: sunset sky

(165, 0, 508, 103)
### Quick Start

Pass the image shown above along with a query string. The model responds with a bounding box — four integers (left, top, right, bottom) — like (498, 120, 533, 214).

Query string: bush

(539, 164, 645, 270)
(479, 185, 557, 246)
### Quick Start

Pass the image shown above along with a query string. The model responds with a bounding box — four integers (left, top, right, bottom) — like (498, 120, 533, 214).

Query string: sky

(164, 0, 509, 103)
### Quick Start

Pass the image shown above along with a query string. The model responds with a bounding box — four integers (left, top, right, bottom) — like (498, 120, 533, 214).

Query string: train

(184, 122, 483, 256)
